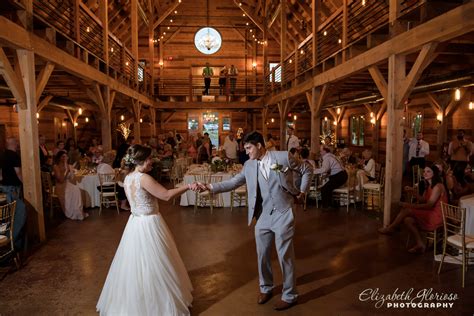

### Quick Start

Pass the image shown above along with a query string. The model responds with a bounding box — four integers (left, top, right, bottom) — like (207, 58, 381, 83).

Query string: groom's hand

(295, 192, 306, 204)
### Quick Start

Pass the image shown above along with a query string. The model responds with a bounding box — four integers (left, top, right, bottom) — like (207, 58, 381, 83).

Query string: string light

(323, 30, 327, 36)
(338, 38, 342, 44)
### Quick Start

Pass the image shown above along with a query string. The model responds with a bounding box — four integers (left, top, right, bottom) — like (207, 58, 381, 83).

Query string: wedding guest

(187, 137, 198, 162)
(286, 127, 300, 152)
(314, 145, 348, 209)
(218, 65, 228, 95)
(408, 132, 429, 169)
(448, 129, 473, 170)
(379, 165, 447, 254)
(357, 149, 376, 185)
(202, 62, 213, 95)
(39, 134, 50, 169)
(97, 151, 130, 211)
(229, 64, 238, 94)
(266, 133, 277, 151)
(300, 147, 316, 170)
(53, 140, 65, 156)
(197, 139, 211, 164)
(222, 130, 239, 162)
(53, 151, 87, 220)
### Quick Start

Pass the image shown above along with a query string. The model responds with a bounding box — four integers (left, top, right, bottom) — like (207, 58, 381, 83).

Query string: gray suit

(211, 151, 313, 303)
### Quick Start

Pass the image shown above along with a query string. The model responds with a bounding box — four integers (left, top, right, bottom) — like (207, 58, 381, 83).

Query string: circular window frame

(194, 27, 222, 55)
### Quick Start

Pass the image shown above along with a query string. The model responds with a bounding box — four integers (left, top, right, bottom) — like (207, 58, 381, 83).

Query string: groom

(200, 131, 313, 310)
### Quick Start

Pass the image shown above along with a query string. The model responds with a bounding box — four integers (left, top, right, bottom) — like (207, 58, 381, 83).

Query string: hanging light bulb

(85, 117, 89, 123)
(120, 115, 125, 121)
(454, 88, 461, 101)
(333, 121, 337, 126)
(336, 108, 341, 115)
(271, 118, 274, 123)
(324, 116, 328, 121)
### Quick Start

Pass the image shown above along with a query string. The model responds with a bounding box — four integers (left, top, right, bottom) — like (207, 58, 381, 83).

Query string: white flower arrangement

(123, 154, 135, 165)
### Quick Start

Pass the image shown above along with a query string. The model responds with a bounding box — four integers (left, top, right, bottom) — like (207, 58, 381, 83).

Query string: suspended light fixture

(454, 88, 461, 101)
(193, 0, 222, 54)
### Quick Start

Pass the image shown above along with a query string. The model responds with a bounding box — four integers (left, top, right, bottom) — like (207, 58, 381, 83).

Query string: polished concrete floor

(1, 200, 473, 315)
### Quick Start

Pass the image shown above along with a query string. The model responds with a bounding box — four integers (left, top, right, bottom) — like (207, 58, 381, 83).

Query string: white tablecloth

(180, 172, 239, 207)
(460, 193, 474, 236)
(77, 174, 100, 208)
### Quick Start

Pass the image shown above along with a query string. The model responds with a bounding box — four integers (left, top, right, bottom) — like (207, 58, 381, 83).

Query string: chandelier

(194, 0, 221, 55)
(203, 112, 217, 123)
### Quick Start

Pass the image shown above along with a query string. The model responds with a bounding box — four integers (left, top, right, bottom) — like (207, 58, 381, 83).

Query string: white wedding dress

(97, 171, 193, 315)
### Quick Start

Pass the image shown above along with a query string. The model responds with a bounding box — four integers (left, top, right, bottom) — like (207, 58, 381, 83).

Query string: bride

(97, 144, 197, 315)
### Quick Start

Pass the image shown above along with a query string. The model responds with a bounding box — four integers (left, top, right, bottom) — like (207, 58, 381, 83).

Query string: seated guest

(53, 151, 88, 220)
(340, 147, 357, 166)
(446, 163, 474, 202)
(66, 140, 82, 168)
(266, 133, 277, 151)
(186, 138, 198, 162)
(161, 144, 174, 160)
(357, 149, 376, 185)
(378, 165, 447, 253)
(97, 151, 129, 211)
(314, 145, 348, 209)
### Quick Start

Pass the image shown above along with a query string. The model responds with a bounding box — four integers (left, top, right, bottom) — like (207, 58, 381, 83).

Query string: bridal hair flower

(270, 163, 288, 173)
(123, 153, 135, 165)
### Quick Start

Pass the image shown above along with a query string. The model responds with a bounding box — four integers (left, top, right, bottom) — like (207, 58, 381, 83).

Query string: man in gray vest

(200, 131, 313, 310)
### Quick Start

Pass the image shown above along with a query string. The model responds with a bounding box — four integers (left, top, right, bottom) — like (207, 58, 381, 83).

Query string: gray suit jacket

(211, 151, 313, 225)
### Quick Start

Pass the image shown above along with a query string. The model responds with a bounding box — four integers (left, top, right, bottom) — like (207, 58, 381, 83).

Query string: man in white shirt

(222, 131, 239, 162)
(286, 127, 300, 152)
(314, 145, 348, 209)
(408, 132, 430, 169)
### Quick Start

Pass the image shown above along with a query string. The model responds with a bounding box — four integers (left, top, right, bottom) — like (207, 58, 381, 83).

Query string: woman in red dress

(378, 165, 447, 253)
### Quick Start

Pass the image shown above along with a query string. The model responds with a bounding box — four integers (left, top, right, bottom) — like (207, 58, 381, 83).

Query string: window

(350, 115, 365, 146)
(203, 112, 219, 147)
(222, 116, 231, 131)
(269, 63, 281, 83)
(188, 117, 199, 131)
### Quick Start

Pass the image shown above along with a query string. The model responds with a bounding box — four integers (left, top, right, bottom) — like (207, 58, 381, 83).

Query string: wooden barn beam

(308, 84, 329, 154)
(132, 99, 142, 142)
(278, 99, 290, 150)
(368, 66, 388, 100)
(0, 47, 26, 107)
(266, 2, 474, 105)
(37, 95, 54, 112)
(35, 62, 55, 104)
(0, 16, 158, 107)
(153, 1, 181, 29)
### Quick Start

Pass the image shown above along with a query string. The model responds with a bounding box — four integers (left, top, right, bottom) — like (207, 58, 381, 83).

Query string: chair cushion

(363, 183, 381, 190)
(0, 234, 9, 246)
(447, 234, 474, 249)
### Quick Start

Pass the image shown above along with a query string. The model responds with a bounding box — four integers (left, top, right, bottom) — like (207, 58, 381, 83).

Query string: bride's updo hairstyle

(124, 144, 152, 169)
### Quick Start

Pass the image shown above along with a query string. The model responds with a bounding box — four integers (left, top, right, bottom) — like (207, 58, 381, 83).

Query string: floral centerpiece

(210, 157, 232, 173)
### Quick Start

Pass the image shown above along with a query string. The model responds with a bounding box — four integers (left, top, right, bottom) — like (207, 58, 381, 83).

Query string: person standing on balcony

(202, 63, 214, 95)
(218, 65, 228, 95)
(229, 64, 238, 95)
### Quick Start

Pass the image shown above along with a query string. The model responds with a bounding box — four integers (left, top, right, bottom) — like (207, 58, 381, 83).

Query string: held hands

(187, 182, 210, 192)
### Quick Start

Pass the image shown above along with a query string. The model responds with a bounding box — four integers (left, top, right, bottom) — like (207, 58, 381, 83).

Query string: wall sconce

(293, 115, 297, 120)
(370, 118, 376, 125)
(271, 118, 275, 123)
(333, 121, 337, 126)
(324, 116, 328, 121)
(159, 60, 164, 68)
(120, 115, 125, 121)
(78, 108, 83, 115)
(336, 107, 341, 115)
(74, 122, 78, 127)
(469, 101, 473, 110)
(436, 113, 443, 123)
(36, 113, 39, 119)
(85, 117, 89, 123)
(252, 61, 257, 69)
(370, 112, 374, 118)
(454, 88, 461, 101)
(140, 118, 143, 123)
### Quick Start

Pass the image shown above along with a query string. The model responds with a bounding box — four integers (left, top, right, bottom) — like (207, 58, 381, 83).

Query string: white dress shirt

(287, 135, 300, 151)
(258, 151, 271, 180)
(223, 137, 239, 160)
(408, 138, 429, 161)
(314, 153, 344, 176)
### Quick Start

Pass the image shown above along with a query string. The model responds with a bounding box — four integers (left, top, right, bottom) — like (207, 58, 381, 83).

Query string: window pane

(188, 117, 198, 131)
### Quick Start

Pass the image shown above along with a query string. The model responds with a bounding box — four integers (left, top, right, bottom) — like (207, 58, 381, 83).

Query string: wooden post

(149, 107, 157, 137)
(132, 100, 142, 142)
(308, 85, 328, 155)
(384, 54, 405, 227)
(278, 100, 289, 150)
(148, 11, 155, 94)
(342, 0, 348, 62)
(17, 49, 46, 242)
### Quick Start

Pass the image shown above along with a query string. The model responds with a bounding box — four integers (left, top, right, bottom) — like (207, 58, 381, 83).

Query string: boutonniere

(270, 163, 288, 173)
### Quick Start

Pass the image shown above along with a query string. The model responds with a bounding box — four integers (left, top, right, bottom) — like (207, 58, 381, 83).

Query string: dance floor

(1, 201, 473, 315)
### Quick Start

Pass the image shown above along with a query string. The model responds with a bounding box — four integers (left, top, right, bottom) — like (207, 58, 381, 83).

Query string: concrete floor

(1, 200, 473, 316)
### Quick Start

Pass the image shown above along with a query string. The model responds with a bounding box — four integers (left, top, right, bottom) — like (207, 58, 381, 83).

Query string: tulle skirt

(97, 213, 193, 315)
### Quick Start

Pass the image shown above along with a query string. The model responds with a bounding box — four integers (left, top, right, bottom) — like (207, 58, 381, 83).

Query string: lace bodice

(124, 172, 159, 215)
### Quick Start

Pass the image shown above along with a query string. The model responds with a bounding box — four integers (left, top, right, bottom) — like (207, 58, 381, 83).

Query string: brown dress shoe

(257, 292, 273, 304)
(273, 299, 297, 311)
